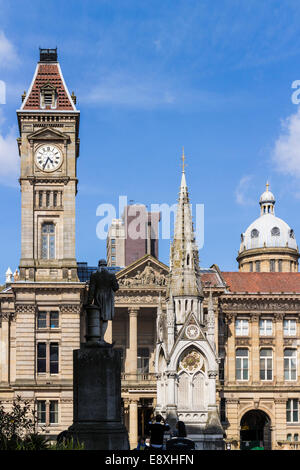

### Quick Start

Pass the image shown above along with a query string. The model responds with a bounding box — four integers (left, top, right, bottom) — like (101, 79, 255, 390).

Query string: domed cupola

(259, 182, 275, 216)
(237, 183, 299, 272)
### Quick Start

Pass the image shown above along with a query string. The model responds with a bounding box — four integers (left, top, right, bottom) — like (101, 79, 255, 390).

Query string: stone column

(251, 314, 260, 384)
(275, 313, 284, 384)
(166, 371, 177, 428)
(225, 313, 236, 384)
(126, 308, 139, 375)
(0, 314, 10, 383)
(274, 398, 287, 444)
(225, 398, 240, 448)
(105, 320, 113, 343)
(129, 399, 139, 449)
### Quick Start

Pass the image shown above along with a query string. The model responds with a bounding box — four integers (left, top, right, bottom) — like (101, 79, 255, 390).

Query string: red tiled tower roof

(21, 61, 77, 112)
(222, 272, 300, 293)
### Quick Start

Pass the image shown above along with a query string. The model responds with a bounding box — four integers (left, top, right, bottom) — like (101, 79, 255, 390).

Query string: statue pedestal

(68, 344, 129, 450)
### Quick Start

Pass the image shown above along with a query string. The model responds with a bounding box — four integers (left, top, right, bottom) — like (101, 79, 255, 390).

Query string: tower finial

(266, 181, 269, 192)
(182, 147, 185, 173)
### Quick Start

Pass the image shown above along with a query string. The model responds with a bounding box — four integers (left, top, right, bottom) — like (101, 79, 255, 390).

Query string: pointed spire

(168, 151, 203, 301)
(180, 147, 187, 190)
(207, 286, 216, 350)
(5, 267, 13, 284)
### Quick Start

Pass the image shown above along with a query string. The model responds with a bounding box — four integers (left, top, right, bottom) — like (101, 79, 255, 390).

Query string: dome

(259, 189, 275, 204)
(240, 213, 297, 253)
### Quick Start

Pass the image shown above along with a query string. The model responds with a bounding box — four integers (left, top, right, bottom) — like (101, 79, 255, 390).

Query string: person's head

(176, 420, 187, 437)
(98, 259, 107, 267)
(155, 414, 163, 423)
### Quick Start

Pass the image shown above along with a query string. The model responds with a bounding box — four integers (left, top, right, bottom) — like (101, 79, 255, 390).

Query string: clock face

(35, 145, 62, 172)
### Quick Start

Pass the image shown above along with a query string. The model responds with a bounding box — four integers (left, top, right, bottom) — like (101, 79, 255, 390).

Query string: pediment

(169, 312, 207, 359)
(27, 127, 70, 142)
(117, 254, 169, 288)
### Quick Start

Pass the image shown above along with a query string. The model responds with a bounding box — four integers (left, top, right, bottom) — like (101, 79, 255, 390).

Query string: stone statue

(86, 259, 119, 345)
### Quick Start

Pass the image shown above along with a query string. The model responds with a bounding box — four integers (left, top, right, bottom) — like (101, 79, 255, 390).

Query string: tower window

(278, 259, 282, 272)
(271, 226, 280, 236)
(255, 261, 260, 272)
(251, 229, 259, 238)
(270, 259, 275, 272)
(290, 229, 295, 239)
(40, 86, 57, 109)
(41, 222, 55, 259)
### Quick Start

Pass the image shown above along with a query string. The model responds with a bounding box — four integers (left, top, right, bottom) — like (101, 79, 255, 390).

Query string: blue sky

(1, 0, 300, 281)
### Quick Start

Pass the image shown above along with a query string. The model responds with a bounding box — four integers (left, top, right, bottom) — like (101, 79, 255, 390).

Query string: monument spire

(169, 150, 203, 300)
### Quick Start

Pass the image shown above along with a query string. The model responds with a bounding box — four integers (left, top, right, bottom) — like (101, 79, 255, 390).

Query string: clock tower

(17, 48, 80, 281)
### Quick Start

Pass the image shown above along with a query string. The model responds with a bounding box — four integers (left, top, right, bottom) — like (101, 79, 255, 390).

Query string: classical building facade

(0, 49, 300, 451)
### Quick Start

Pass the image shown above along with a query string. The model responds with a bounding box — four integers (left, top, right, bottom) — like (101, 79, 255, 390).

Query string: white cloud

(0, 31, 19, 69)
(0, 118, 19, 187)
(235, 175, 256, 206)
(272, 107, 300, 177)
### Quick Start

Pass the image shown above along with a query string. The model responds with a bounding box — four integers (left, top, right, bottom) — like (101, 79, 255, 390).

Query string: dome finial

(266, 181, 270, 192)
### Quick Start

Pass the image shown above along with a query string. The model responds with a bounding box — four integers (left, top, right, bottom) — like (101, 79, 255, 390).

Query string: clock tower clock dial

(35, 145, 63, 172)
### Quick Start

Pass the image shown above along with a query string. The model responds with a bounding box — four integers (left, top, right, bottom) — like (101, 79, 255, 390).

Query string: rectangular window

(278, 260, 282, 272)
(115, 348, 124, 373)
(284, 349, 297, 381)
(50, 343, 59, 374)
(259, 319, 273, 336)
(37, 312, 47, 329)
(49, 401, 58, 424)
(44, 92, 53, 106)
(50, 312, 59, 329)
(249, 262, 253, 272)
(236, 348, 249, 381)
(137, 348, 150, 377)
(235, 319, 249, 336)
(37, 343, 46, 373)
(260, 349, 273, 380)
(219, 358, 225, 382)
(287, 399, 299, 423)
(255, 261, 260, 272)
(53, 192, 57, 207)
(37, 400, 46, 424)
(284, 319, 297, 336)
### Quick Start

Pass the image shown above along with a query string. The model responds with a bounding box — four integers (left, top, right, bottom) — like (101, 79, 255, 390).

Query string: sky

(1, 0, 300, 281)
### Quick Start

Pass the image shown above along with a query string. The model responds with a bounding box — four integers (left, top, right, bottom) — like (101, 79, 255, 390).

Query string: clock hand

(43, 157, 50, 169)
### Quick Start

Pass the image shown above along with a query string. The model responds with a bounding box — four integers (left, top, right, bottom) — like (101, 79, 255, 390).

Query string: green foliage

(49, 437, 85, 450)
(0, 395, 38, 442)
(0, 396, 84, 450)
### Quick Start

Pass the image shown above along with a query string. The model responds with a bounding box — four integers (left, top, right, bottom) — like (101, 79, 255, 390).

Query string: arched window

(41, 222, 55, 259)
(290, 229, 295, 239)
(187, 254, 190, 266)
(271, 226, 280, 236)
(178, 372, 189, 409)
(251, 229, 259, 238)
(192, 372, 204, 409)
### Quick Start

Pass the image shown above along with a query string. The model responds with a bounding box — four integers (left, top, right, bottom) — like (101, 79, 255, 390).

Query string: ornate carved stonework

(260, 338, 275, 346)
(118, 262, 167, 288)
(236, 338, 251, 346)
(178, 350, 204, 373)
(60, 304, 82, 314)
(15, 304, 36, 314)
(115, 294, 160, 305)
(221, 297, 300, 312)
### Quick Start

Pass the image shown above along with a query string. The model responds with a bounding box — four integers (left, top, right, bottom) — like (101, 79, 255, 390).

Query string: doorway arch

(240, 409, 271, 450)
